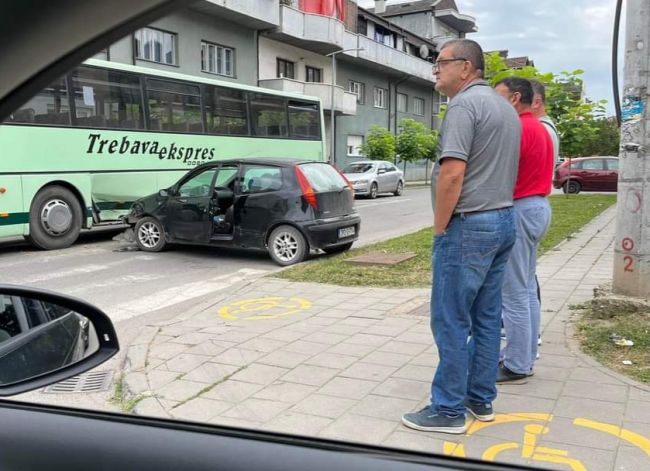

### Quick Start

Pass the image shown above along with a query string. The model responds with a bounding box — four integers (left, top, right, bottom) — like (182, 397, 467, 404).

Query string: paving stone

(534, 439, 616, 471)
(237, 337, 288, 353)
(260, 329, 307, 343)
(164, 353, 211, 374)
(373, 378, 429, 401)
(442, 434, 533, 467)
(319, 414, 397, 444)
(339, 317, 378, 327)
(170, 397, 233, 422)
(498, 378, 564, 400)
(339, 362, 397, 382)
(252, 382, 317, 404)
(392, 364, 434, 382)
(203, 329, 259, 343)
(123, 372, 149, 396)
(301, 332, 348, 345)
(551, 395, 625, 425)
(624, 400, 650, 424)
(216, 348, 265, 366)
(282, 340, 331, 356)
(536, 354, 580, 369)
(321, 323, 366, 335)
(628, 387, 650, 402)
(377, 340, 429, 356)
(568, 367, 629, 387)
(562, 380, 629, 403)
(527, 364, 572, 381)
(538, 416, 620, 451)
(325, 342, 377, 357)
(346, 333, 391, 347)
(263, 412, 333, 436)
(350, 394, 418, 421)
(291, 394, 356, 419)
(362, 350, 414, 367)
(130, 326, 159, 346)
(407, 351, 439, 367)
(156, 380, 208, 402)
(148, 342, 188, 360)
(126, 345, 148, 371)
(183, 362, 241, 384)
(202, 380, 264, 403)
(382, 431, 448, 454)
(280, 365, 339, 387)
(614, 445, 650, 471)
(133, 397, 171, 418)
(230, 364, 289, 385)
(169, 332, 220, 346)
(256, 350, 311, 369)
(222, 397, 291, 423)
(318, 377, 379, 400)
(304, 352, 358, 369)
(147, 370, 180, 390)
(184, 340, 237, 357)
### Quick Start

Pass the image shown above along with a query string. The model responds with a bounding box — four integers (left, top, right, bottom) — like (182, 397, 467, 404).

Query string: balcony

(258, 78, 357, 115)
(266, 5, 346, 54)
(193, 0, 280, 29)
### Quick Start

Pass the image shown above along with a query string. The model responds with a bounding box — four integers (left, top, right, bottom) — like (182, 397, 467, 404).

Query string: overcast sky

(357, 0, 625, 116)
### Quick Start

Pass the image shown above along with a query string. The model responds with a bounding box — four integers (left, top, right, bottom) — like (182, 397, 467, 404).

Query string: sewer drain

(44, 371, 114, 394)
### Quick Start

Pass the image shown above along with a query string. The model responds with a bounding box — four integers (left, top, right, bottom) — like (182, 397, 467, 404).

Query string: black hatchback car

(126, 158, 360, 266)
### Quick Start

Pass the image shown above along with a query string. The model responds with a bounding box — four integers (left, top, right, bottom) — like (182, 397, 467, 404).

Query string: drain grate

(43, 371, 114, 394)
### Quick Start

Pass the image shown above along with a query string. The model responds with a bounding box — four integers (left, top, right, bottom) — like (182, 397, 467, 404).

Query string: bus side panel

(21, 174, 93, 233)
(91, 172, 157, 222)
(0, 176, 27, 239)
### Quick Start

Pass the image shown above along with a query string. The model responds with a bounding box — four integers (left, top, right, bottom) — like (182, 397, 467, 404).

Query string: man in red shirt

(494, 77, 554, 383)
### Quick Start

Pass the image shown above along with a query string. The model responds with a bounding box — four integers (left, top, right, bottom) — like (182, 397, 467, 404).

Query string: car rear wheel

(28, 185, 83, 250)
(563, 180, 581, 194)
(369, 182, 378, 199)
(268, 225, 308, 266)
(135, 216, 166, 252)
(323, 242, 353, 254)
(394, 180, 403, 196)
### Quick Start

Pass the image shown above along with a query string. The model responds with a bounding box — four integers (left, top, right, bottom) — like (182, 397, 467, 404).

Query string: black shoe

(465, 402, 495, 422)
(496, 364, 528, 384)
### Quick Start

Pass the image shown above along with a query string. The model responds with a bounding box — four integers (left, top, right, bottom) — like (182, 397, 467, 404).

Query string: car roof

(200, 158, 330, 168)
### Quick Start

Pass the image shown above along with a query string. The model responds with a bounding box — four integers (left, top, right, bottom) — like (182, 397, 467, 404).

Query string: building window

(374, 25, 394, 47)
(277, 58, 295, 79)
(414, 97, 425, 116)
(374, 87, 387, 109)
(134, 27, 177, 65)
(305, 66, 322, 83)
(201, 42, 235, 77)
(433, 93, 448, 115)
(397, 93, 408, 112)
(347, 135, 364, 156)
(349, 81, 365, 104)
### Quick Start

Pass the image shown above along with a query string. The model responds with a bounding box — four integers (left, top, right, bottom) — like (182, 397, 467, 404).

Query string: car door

(386, 163, 400, 189)
(232, 164, 285, 248)
(166, 166, 219, 243)
(577, 158, 607, 191)
(376, 162, 391, 192)
(604, 158, 619, 191)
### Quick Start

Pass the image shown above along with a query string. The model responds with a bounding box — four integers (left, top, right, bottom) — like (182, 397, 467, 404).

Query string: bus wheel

(28, 186, 83, 250)
(135, 217, 166, 252)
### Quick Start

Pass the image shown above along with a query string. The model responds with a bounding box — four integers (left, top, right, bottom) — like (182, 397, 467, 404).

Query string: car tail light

(294, 166, 318, 209)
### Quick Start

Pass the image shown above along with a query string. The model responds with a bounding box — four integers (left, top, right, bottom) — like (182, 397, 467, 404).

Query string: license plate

(338, 226, 355, 238)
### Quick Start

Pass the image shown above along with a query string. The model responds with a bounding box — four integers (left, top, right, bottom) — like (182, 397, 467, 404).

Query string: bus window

(4, 76, 70, 126)
(146, 79, 202, 133)
(205, 87, 249, 136)
(71, 67, 144, 130)
(288, 100, 321, 140)
(249, 94, 288, 137)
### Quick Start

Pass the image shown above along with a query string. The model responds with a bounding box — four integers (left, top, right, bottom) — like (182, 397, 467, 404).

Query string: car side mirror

(159, 189, 169, 198)
(0, 285, 119, 396)
(378, 169, 386, 174)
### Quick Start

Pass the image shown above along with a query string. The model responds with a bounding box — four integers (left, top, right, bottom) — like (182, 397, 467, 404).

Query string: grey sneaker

(496, 364, 528, 384)
(402, 406, 467, 434)
(465, 402, 495, 422)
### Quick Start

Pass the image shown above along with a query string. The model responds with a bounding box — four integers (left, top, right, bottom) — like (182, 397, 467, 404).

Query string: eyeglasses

(433, 58, 468, 70)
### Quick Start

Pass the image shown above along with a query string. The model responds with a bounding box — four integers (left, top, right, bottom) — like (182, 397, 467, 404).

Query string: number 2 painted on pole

(624, 256, 634, 272)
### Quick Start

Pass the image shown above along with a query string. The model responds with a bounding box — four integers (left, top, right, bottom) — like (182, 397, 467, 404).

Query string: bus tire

(28, 185, 83, 250)
(134, 217, 167, 252)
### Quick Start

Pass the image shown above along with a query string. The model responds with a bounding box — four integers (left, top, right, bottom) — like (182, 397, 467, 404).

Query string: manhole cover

(43, 371, 114, 394)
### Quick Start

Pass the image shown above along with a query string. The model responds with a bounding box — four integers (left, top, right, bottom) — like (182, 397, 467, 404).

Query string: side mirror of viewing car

(0, 284, 119, 396)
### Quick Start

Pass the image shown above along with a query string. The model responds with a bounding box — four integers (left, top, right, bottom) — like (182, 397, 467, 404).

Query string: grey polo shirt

(431, 79, 521, 214)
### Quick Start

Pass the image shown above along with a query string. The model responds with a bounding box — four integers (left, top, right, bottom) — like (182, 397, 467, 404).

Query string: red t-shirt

(514, 112, 554, 200)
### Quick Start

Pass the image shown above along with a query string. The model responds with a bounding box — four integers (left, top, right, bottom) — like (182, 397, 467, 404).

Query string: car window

(0, 296, 22, 341)
(580, 159, 604, 170)
(299, 163, 347, 192)
(606, 159, 619, 170)
(240, 165, 283, 193)
(178, 169, 218, 197)
(214, 165, 238, 188)
(342, 163, 374, 173)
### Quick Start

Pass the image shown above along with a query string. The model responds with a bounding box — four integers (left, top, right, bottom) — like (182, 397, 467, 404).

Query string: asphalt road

(0, 187, 432, 326)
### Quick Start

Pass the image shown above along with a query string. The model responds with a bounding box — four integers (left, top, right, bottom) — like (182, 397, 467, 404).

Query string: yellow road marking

(574, 418, 650, 457)
(218, 296, 312, 321)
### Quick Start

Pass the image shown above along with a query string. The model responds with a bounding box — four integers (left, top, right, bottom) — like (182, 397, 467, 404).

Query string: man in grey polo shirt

(402, 39, 520, 434)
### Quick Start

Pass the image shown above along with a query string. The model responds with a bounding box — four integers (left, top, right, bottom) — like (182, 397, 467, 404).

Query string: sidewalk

(122, 206, 650, 471)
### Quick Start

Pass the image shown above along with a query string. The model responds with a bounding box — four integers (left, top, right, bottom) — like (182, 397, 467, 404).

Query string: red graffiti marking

(624, 256, 635, 272)
(622, 237, 635, 251)
(625, 189, 643, 213)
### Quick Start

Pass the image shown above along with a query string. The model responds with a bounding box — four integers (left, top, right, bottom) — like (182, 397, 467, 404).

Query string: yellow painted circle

(218, 296, 312, 321)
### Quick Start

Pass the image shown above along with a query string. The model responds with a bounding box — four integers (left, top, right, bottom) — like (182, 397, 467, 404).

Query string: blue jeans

(430, 208, 516, 416)
(502, 197, 552, 374)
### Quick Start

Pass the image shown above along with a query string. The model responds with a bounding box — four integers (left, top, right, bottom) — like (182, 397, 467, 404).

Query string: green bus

(0, 58, 325, 250)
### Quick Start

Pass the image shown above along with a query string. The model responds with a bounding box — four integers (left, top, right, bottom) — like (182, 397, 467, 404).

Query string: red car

(553, 156, 619, 194)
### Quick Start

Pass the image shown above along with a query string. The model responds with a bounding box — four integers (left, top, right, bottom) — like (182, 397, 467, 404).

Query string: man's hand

(434, 158, 466, 235)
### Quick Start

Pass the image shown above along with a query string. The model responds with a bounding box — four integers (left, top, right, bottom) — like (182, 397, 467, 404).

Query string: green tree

(395, 118, 438, 163)
(580, 117, 621, 156)
(483, 52, 608, 157)
(360, 125, 396, 161)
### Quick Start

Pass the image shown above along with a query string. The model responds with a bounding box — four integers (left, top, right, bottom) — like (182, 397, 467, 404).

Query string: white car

(342, 160, 404, 199)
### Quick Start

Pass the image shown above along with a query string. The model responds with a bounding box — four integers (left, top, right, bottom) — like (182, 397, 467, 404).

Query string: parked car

(342, 160, 404, 199)
(126, 159, 360, 266)
(553, 156, 619, 194)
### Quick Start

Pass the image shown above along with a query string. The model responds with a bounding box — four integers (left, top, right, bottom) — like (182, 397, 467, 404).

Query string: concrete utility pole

(613, 0, 650, 297)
